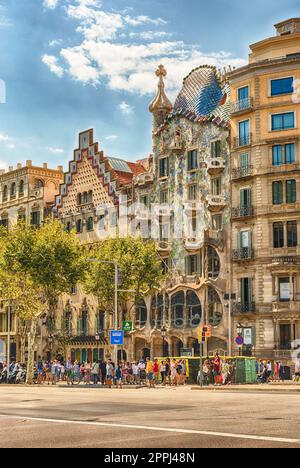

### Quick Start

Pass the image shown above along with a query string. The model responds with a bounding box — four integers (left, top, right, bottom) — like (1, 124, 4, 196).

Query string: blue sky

(0, 0, 299, 170)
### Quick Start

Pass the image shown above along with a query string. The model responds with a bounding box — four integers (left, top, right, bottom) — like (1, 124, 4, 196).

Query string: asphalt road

(0, 385, 299, 449)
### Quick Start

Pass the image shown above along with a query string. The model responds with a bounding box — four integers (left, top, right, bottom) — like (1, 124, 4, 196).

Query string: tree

(0, 220, 86, 383)
(84, 237, 164, 323)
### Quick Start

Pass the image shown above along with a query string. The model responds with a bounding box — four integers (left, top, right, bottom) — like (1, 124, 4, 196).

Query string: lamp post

(6, 300, 12, 383)
(161, 325, 167, 357)
(95, 331, 101, 361)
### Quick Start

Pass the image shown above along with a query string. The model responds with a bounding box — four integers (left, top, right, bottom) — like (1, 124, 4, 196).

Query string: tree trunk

(26, 319, 38, 385)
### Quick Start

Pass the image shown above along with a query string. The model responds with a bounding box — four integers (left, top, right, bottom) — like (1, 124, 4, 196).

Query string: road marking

(0, 414, 299, 445)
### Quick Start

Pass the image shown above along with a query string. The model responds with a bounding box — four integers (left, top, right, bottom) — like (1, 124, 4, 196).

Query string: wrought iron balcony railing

(231, 97, 254, 114)
(232, 247, 253, 261)
(233, 134, 252, 148)
(232, 205, 254, 219)
(233, 302, 256, 313)
(232, 165, 254, 180)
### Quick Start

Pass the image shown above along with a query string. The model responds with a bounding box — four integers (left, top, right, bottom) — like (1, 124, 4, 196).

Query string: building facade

(53, 65, 232, 362)
(229, 19, 300, 361)
(0, 161, 64, 362)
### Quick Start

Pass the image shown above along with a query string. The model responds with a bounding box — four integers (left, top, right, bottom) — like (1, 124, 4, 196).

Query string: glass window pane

(272, 145, 283, 166)
(272, 112, 295, 131)
(272, 181, 283, 205)
(271, 77, 293, 96)
(285, 144, 295, 164)
(273, 222, 284, 248)
(286, 179, 296, 203)
(287, 221, 297, 247)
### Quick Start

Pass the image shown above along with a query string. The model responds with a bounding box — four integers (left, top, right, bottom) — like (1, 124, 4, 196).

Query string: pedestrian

(115, 364, 123, 389)
(100, 360, 107, 385)
(106, 360, 114, 388)
(132, 361, 139, 384)
(171, 359, 178, 386)
(165, 358, 171, 385)
(91, 360, 99, 385)
(138, 359, 146, 385)
(274, 361, 280, 381)
(294, 359, 300, 382)
(146, 357, 155, 388)
(51, 360, 58, 385)
(153, 359, 159, 384)
(213, 353, 221, 386)
(85, 361, 91, 384)
(266, 361, 272, 381)
(160, 360, 166, 385)
(221, 359, 230, 385)
(37, 357, 44, 385)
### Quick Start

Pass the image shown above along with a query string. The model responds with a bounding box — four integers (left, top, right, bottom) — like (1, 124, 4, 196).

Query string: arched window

(83, 192, 88, 204)
(35, 179, 44, 189)
(10, 182, 16, 198)
(2, 185, 7, 201)
(208, 287, 223, 326)
(135, 299, 147, 328)
(207, 246, 220, 279)
(19, 180, 24, 195)
(77, 193, 82, 205)
(186, 291, 201, 328)
(171, 291, 185, 328)
(87, 217, 94, 231)
(88, 190, 93, 203)
(76, 219, 82, 233)
(80, 310, 89, 336)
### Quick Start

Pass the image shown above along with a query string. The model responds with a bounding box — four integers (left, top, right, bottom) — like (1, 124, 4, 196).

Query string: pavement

(0, 384, 299, 448)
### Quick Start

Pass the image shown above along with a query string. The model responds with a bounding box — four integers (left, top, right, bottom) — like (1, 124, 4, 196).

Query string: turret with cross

(149, 65, 173, 130)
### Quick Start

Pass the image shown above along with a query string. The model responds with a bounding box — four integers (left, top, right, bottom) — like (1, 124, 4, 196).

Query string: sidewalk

(191, 382, 300, 393)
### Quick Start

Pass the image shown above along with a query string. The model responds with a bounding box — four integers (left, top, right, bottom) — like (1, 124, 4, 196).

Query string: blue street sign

(235, 335, 244, 346)
(110, 330, 124, 346)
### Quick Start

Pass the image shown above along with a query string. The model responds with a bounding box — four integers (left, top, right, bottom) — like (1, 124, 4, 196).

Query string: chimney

(26, 160, 32, 167)
(57, 165, 64, 172)
(43, 163, 48, 169)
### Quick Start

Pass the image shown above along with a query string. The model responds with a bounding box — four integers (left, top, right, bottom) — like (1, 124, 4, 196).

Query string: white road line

(0, 414, 299, 445)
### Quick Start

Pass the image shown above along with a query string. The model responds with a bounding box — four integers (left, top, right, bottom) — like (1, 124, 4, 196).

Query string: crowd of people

(30, 357, 189, 387)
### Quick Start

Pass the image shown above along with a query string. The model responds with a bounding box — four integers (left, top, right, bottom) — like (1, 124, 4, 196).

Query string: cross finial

(156, 64, 167, 79)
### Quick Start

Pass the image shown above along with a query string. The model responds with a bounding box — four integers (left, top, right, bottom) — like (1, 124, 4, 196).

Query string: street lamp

(161, 325, 167, 357)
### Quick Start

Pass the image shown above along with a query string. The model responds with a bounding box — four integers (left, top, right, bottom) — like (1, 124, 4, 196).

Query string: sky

(0, 0, 299, 170)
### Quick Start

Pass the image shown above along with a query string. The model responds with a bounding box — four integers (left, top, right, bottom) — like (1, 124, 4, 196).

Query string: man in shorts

(146, 357, 155, 388)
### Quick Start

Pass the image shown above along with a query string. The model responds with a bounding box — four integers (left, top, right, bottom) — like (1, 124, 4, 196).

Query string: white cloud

(43, 0, 59, 9)
(43, 1, 246, 97)
(0, 133, 9, 142)
(48, 39, 63, 48)
(47, 147, 64, 154)
(0, 133, 16, 150)
(42, 54, 64, 78)
(105, 135, 118, 141)
(119, 101, 134, 115)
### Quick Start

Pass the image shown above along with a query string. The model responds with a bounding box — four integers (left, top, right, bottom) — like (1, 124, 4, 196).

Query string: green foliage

(84, 236, 164, 313)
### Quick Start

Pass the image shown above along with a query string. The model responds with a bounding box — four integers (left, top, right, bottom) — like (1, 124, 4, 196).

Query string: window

(240, 188, 251, 208)
(211, 141, 221, 158)
(186, 291, 201, 327)
(271, 112, 295, 131)
(279, 277, 293, 302)
(208, 287, 223, 326)
(212, 177, 222, 196)
(159, 219, 170, 242)
(286, 179, 296, 203)
(212, 214, 222, 231)
(287, 221, 297, 247)
(2, 186, 7, 202)
(273, 144, 295, 165)
(188, 184, 197, 201)
(31, 211, 40, 227)
(161, 257, 170, 275)
(70, 285, 77, 295)
(273, 222, 284, 248)
(76, 219, 82, 233)
(96, 311, 105, 332)
(271, 77, 293, 96)
(207, 246, 220, 279)
(240, 153, 249, 175)
(140, 195, 148, 207)
(63, 312, 72, 336)
(77, 193, 82, 205)
(238, 120, 250, 146)
(0, 219, 8, 228)
(35, 179, 44, 189)
(10, 183, 16, 198)
(187, 150, 198, 170)
(171, 291, 185, 328)
(159, 157, 169, 178)
(83, 192, 88, 204)
(87, 191, 93, 203)
(160, 190, 168, 204)
(272, 181, 283, 205)
(19, 180, 24, 195)
(238, 86, 249, 103)
(186, 254, 201, 276)
(240, 278, 252, 310)
(87, 217, 94, 231)
(135, 299, 147, 328)
(272, 145, 283, 166)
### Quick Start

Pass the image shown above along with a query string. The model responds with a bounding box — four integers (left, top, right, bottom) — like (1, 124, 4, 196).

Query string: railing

(274, 343, 292, 351)
(206, 158, 225, 173)
(231, 97, 253, 114)
(204, 229, 224, 245)
(232, 205, 254, 219)
(233, 134, 251, 148)
(207, 195, 226, 210)
(232, 165, 254, 180)
(232, 247, 253, 261)
(272, 257, 300, 265)
(233, 302, 256, 313)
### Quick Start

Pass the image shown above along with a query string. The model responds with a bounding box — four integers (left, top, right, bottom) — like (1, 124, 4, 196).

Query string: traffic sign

(235, 335, 244, 346)
(110, 330, 124, 345)
(198, 325, 212, 342)
(122, 321, 132, 332)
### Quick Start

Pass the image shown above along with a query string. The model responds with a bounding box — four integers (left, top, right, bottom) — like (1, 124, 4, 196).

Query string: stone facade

(229, 19, 300, 364)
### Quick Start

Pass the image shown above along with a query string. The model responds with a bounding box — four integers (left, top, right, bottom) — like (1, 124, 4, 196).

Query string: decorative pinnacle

(149, 65, 173, 114)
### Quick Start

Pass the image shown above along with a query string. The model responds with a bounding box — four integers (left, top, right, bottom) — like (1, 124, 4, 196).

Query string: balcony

(207, 195, 226, 212)
(206, 158, 225, 175)
(184, 238, 202, 250)
(233, 134, 252, 148)
(233, 302, 256, 314)
(232, 247, 253, 261)
(232, 205, 254, 219)
(231, 97, 254, 115)
(232, 165, 254, 180)
(157, 241, 171, 252)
